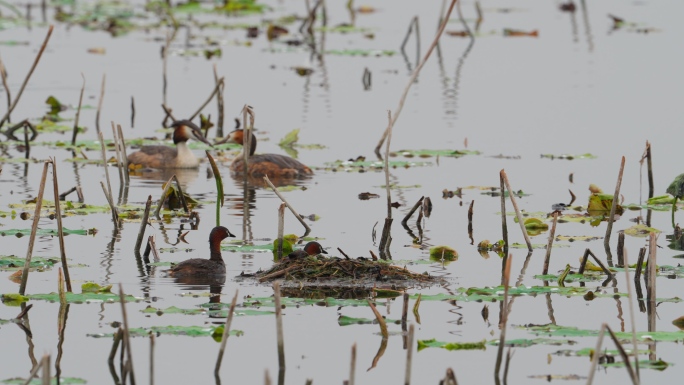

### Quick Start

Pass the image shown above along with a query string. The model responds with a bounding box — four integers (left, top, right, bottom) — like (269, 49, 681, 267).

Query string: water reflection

(128, 167, 199, 188)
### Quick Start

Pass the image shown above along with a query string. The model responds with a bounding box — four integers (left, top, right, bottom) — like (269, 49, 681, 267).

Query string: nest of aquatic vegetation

(250, 255, 439, 285)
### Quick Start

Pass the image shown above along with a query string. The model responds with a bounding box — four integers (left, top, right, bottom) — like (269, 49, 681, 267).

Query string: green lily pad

(1, 293, 29, 306)
(321, 159, 432, 172)
(0, 255, 59, 270)
(26, 292, 141, 304)
(521, 324, 684, 342)
(143, 306, 273, 317)
(0, 228, 94, 237)
(88, 325, 244, 338)
(81, 282, 113, 293)
(417, 339, 487, 351)
(392, 149, 481, 158)
(623, 224, 661, 237)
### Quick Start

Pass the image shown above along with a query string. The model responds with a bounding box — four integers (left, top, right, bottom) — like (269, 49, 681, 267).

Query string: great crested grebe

(127, 120, 212, 169)
(167, 226, 235, 277)
(287, 241, 327, 259)
(225, 129, 313, 178)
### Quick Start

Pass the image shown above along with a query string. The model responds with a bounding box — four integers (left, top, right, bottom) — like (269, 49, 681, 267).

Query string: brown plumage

(167, 226, 235, 277)
(287, 241, 327, 259)
(225, 129, 313, 178)
(127, 120, 212, 169)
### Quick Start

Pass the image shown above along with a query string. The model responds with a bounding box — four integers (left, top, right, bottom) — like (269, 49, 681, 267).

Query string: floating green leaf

(0, 255, 58, 270)
(623, 224, 660, 237)
(322, 159, 432, 172)
(324, 49, 395, 57)
(0, 228, 93, 237)
(417, 338, 486, 351)
(392, 149, 481, 158)
(27, 292, 140, 304)
(278, 129, 299, 147)
(521, 324, 684, 342)
(540, 153, 597, 160)
(338, 315, 401, 326)
(81, 282, 113, 293)
(1, 293, 29, 306)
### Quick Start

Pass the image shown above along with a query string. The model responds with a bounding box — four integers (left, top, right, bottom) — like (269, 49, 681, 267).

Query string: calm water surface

(1, 0, 683, 384)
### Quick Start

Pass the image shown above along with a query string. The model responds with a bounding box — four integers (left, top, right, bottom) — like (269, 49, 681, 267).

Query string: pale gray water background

(1, 0, 684, 383)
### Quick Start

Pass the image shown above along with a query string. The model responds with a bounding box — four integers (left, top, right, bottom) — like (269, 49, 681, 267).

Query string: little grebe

(287, 241, 327, 259)
(167, 226, 235, 276)
(225, 129, 313, 178)
(128, 120, 212, 169)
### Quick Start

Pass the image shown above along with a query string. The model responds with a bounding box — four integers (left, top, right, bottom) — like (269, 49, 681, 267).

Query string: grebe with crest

(127, 120, 212, 169)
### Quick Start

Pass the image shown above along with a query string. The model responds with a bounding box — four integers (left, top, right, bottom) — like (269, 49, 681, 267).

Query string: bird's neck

(174, 141, 199, 167)
(209, 242, 224, 262)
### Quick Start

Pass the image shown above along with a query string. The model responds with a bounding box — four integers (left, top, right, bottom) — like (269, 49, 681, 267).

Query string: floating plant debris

(540, 153, 597, 160)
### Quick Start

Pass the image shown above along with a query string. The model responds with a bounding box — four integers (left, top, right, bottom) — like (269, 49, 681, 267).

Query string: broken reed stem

(131, 96, 135, 128)
(111, 122, 125, 185)
(367, 299, 389, 338)
(401, 292, 409, 333)
(578, 249, 613, 278)
(15, 304, 33, 319)
(405, 324, 415, 385)
(617, 232, 625, 267)
(213, 64, 224, 138)
(40, 354, 49, 385)
(95, 74, 106, 135)
(98, 131, 117, 220)
(135, 195, 153, 253)
(646, 232, 657, 301)
(277, 203, 285, 260)
(455, 0, 473, 39)
(494, 255, 512, 382)
(542, 212, 558, 275)
(51, 159, 71, 292)
(413, 293, 422, 324)
(100, 182, 119, 224)
(401, 196, 424, 228)
(400, 16, 419, 56)
(501, 170, 532, 251)
(622, 248, 641, 381)
(108, 328, 123, 365)
(349, 343, 356, 385)
(604, 156, 626, 259)
(273, 281, 286, 370)
(57, 267, 66, 305)
(71, 73, 85, 146)
(147, 236, 160, 263)
(499, 171, 509, 256)
(0, 55, 11, 122)
(375, 0, 458, 154)
(242, 105, 254, 180)
(21, 356, 43, 385)
(634, 247, 646, 283)
(19, 161, 50, 296)
(189, 77, 224, 121)
(0, 25, 54, 128)
(646, 141, 653, 199)
(604, 325, 639, 385)
(263, 176, 312, 235)
(149, 333, 155, 385)
(215, 290, 239, 375)
(118, 283, 136, 385)
(117, 124, 130, 184)
(384, 110, 393, 218)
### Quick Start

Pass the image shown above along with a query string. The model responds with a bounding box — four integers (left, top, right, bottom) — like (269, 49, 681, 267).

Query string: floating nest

(245, 256, 440, 287)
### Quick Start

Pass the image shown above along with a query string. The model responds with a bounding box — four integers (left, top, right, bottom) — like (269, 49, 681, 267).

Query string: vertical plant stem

(119, 284, 136, 385)
(98, 131, 116, 217)
(379, 111, 394, 257)
(646, 141, 653, 199)
(622, 247, 640, 381)
(501, 170, 532, 251)
(117, 124, 130, 184)
(263, 176, 311, 235)
(277, 203, 285, 260)
(242, 105, 254, 177)
(367, 299, 388, 338)
(273, 281, 286, 370)
(50, 159, 71, 292)
(213, 64, 224, 138)
(21, 358, 42, 385)
(19, 161, 50, 295)
(40, 354, 49, 385)
(111, 122, 125, 185)
(604, 157, 626, 261)
(586, 324, 607, 385)
(617, 232, 625, 267)
(349, 343, 356, 385)
(500, 171, 509, 256)
(149, 333, 155, 385)
(375, 0, 458, 154)
(0, 55, 11, 123)
(108, 328, 123, 365)
(95, 74, 106, 136)
(0, 25, 54, 128)
(154, 176, 177, 219)
(215, 290, 239, 375)
(542, 212, 558, 275)
(404, 324, 415, 385)
(100, 182, 119, 224)
(71, 73, 85, 146)
(135, 195, 152, 253)
(494, 255, 512, 382)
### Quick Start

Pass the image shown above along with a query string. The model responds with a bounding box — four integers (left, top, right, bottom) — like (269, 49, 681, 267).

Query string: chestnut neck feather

(236, 130, 257, 156)
(209, 234, 224, 262)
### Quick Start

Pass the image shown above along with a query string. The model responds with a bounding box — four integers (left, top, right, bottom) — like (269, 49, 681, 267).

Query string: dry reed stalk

(0, 55, 11, 122)
(242, 105, 254, 179)
(499, 171, 509, 256)
(401, 196, 424, 228)
(503, 348, 513, 385)
(405, 324, 415, 385)
(494, 255, 512, 381)
(375, 0, 458, 154)
(379, 111, 394, 257)
(20, 357, 42, 385)
(108, 328, 123, 365)
(622, 248, 641, 381)
(604, 325, 639, 384)
(277, 203, 285, 260)
(118, 283, 136, 385)
(0, 25, 54, 128)
(100, 182, 119, 224)
(117, 124, 130, 184)
(135, 195, 153, 253)
(215, 291, 239, 375)
(400, 16, 420, 65)
(401, 292, 409, 333)
(40, 354, 49, 385)
(645, 141, 653, 199)
(189, 77, 225, 121)
(111, 122, 125, 184)
(501, 170, 532, 251)
(604, 156, 626, 260)
(50, 159, 71, 292)
(273, 281, 286, 370)
(634, 247, 646, 283)
(131, 96, 135, 128)
(213, 64, 224, 137)
(367, 299, 388, 338)
(57, 267, 66, 305)
(19, 161, 50, 295)
(15, 304, 33, 319)
(149, 333, 155, 385)
(586, 323, 607, 385)
(263, 176, 311, 235)
(98, 131, 117, 219)
(442, 368, 459, 385)
(578, 249, 613, 278)
(349, 343, 356, 385)
(646, 232, 657, 300)
(95, 74, 106, 135)
(264, 370, 271, 385)
(413, 293, 422, 324)
(71, 73, 85, 146)
(617, 232, 625, 267)
(154, 175, 188, 219)
(542, 212, 559, 275)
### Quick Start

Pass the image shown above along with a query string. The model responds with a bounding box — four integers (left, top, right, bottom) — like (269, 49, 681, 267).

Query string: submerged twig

(0, 25, 54, 128)
(401, 196, 424, 228)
